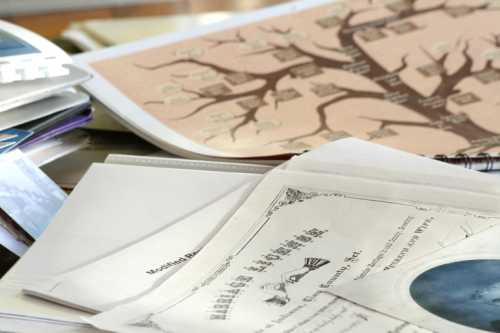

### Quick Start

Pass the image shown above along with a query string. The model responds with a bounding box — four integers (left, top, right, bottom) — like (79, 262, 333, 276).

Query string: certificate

(88, 168, 500, 332)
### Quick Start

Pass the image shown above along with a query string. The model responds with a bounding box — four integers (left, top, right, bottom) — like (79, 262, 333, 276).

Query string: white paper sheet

(0, 221, 28, 257)
(333, 227, 500, 333)
(0, 315, 100, 333)
(104, 154, 273, 174)
(288, 139, 500, 197)
(25, 184, 254, 313)
(87, 166, 500, 333)
(0, 164, 260, 327)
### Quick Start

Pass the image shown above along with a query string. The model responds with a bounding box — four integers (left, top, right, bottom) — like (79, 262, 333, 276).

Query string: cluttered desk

(1, 0, 500, 332)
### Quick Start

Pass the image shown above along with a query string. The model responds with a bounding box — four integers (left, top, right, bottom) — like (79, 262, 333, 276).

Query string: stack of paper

(0, 20, 92, 164)
(2, 138, 500, 332)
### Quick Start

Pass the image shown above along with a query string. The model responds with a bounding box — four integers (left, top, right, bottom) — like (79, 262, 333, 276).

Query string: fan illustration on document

(260, 257, 330, 306)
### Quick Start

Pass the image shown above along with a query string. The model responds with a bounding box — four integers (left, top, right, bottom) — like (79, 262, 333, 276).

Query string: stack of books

(0, 20, 92, 166)
(0, 20, 93, 279)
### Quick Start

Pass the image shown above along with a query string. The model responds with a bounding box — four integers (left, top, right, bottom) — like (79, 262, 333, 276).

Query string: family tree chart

(92, 0, 500, 157)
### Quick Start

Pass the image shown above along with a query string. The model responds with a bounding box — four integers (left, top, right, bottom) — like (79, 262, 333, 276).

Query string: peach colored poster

(91, 0, 500, 158)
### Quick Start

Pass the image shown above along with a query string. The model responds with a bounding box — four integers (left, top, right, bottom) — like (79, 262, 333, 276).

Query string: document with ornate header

(84, 165, 500, 333)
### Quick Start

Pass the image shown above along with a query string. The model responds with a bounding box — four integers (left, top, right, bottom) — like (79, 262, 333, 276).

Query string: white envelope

(0, 163, 261, 327)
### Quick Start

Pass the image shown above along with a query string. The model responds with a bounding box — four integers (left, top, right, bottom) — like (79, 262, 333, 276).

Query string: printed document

(333, 227, 500, 333)
(87, 168, 500, 332)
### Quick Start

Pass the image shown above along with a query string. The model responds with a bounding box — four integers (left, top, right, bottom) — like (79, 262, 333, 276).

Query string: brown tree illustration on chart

(138, 0, 500, 155)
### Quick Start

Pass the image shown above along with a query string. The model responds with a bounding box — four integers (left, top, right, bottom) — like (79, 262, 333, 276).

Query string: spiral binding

(433, 153, 500, 171)
(298, 150, 500, 171)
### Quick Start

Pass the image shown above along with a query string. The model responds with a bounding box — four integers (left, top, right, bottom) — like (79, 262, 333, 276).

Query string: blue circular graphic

(410, 259, 500, 332)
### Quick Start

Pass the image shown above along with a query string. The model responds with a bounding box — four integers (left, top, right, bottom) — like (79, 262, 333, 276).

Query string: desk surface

(1, 0, 288, 39)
